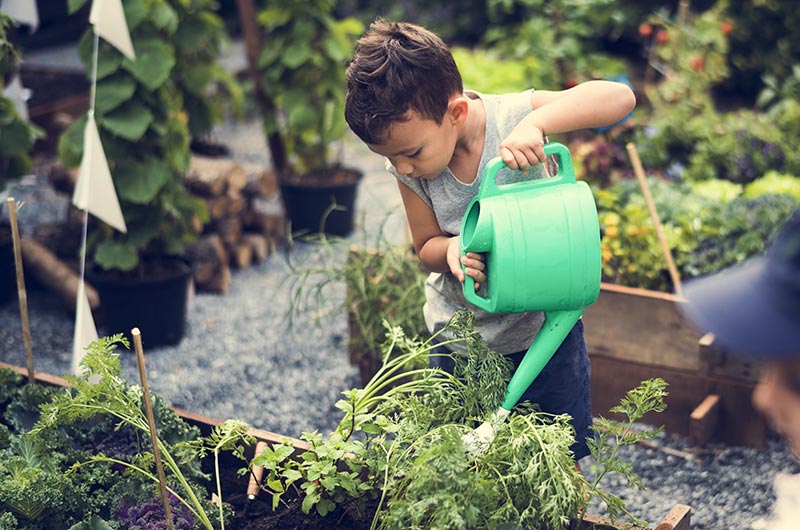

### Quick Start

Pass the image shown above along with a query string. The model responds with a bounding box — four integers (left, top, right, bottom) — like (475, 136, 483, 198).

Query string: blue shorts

(431, 319, 593, 461)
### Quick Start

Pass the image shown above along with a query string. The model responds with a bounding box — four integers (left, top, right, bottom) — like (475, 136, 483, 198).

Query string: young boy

(344, 19, 636, 460)
(682, 208, 800, 529)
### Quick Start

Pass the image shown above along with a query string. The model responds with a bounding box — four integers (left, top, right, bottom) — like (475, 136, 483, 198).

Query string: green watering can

(459, 142, 601, 451)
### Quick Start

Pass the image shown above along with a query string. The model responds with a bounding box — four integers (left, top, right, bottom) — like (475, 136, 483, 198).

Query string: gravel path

(1, 118, 797, 530)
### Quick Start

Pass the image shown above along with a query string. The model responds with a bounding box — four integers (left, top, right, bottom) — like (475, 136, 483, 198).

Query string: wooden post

(247, 441, 269, 500)
(626, 143, 684, 297)
(7, 198, 35, 384)
(133, 328, 175, 530)
(689, 394, 720, 447)
(234, 0, 287, 175)
(655, 503, 691, 530)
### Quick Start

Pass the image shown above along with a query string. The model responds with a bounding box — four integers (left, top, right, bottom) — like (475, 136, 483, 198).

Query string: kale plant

(30, 335, 253, 530)
(117, 493, 195, 530)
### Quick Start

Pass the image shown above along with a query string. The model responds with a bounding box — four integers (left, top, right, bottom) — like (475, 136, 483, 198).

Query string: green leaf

(99, 101, 153, 141)
(121, 0, 148, 31)
(78, 32, 123, 80)
(282, 90, 315, 129)
(58, 115, 87, 168)
(180, 64, 215, 96)
(68, 516, 115, 530)
(150, 2, 179, 33)
(122, 39, 175, 91)
(94, 240, 138, 271)
(0, 116, 34, 156)
(282, 41, 313, 69)
(173, 13, 214, 50)
(67, 0, 89, 15)
(114, 157, 171, 204)
(94, 75, 137, 114)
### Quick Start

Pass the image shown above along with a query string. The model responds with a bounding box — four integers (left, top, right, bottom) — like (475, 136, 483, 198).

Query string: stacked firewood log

(182, 155, 285, 293)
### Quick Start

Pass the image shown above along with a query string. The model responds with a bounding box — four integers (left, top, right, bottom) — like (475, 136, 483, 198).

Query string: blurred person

(682, 208, 800, 530)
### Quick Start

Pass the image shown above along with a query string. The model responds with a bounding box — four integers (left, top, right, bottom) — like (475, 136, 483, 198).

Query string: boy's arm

(398, 181, 486, 289)
(500, 80, 636, 169)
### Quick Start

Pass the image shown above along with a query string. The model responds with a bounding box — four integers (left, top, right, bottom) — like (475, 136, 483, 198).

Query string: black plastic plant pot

(87, 256, 194, 349)
(280, 179, 360, 238)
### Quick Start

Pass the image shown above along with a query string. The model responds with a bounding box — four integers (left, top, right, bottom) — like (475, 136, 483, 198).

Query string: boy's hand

(447, 237, 486, 291)
(500, 117, 546, 170)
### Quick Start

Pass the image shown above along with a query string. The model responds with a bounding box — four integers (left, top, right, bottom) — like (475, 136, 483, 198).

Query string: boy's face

(753, 359, 800, 459)
(367, 109, 459, 180)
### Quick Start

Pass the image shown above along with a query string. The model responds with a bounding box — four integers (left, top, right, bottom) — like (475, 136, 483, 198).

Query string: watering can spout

(463, 308, 585, 454)
(500, 309, 585, 411)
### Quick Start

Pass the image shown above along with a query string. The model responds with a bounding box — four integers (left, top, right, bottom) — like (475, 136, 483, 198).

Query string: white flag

(71, 281, 99, 375)
(73, 113, 127, 233)
(2, 75, 31, 122)
(90, 0, 136, 61)
(0, 0, 39, 32)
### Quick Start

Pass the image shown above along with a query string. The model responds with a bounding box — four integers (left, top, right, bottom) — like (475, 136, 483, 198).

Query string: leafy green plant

(743, 171, 800, 201)
(452, 46, 547, 94)
(58, 0, 208, 272)
(284, 226, 427, 383)
(596, 177, 799, 290)
(253, 310, 665, 530)
(720, 1, 800, 101)
(0, 15, 44, 190)
(582, 378, 668, 526)
(30, 335, 253, 530)
(482, 0, 629, 89)
(256, 0, 363, 179)
(169, 0, 244, 141)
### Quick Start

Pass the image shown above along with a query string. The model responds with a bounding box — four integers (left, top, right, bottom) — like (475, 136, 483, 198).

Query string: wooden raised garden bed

(581, 283, 766, 449)
(0, 361, 691, 530)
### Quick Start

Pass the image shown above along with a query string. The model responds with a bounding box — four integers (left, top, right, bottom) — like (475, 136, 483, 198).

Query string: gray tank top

(392, 90, 546, 354)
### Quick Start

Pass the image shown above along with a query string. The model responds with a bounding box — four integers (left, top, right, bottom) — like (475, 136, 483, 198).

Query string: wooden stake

(133, 328, 175, 530)
(7, 198, 35, 384)
(247, 441, 268, 500)
(625, 143, 684, 297)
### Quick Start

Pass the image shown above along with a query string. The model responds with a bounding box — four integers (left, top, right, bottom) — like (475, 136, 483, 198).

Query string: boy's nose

(394, 160, 413, 176)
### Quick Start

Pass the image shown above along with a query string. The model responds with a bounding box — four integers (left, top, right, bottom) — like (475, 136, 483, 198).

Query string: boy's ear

(447, 96, 469, 125)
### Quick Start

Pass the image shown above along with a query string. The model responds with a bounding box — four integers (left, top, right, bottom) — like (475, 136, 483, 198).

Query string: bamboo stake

(247, 441, 268, 500)
(7, 198, 34, 384)
(625, 143, 684, 297)
(133, 328, 175, 530)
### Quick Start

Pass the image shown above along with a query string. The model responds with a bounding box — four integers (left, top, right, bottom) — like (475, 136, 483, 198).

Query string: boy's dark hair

(345, 19, 463, 145)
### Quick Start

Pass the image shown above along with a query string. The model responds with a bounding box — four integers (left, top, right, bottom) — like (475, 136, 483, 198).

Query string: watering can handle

(479, 142, 576, 199)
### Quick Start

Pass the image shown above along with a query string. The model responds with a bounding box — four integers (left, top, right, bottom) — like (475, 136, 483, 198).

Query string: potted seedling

(253, 0, 364, 237)
(58, 0, 210, 347)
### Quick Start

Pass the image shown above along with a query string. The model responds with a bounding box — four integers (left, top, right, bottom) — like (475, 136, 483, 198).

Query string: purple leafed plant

(117, 494, 194, 530)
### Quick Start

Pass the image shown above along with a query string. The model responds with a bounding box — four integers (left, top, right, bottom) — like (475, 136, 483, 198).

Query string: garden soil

(0, 118, 798, 530)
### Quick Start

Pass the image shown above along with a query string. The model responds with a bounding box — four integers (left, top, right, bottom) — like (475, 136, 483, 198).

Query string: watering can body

(459, 142, 601, 412)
